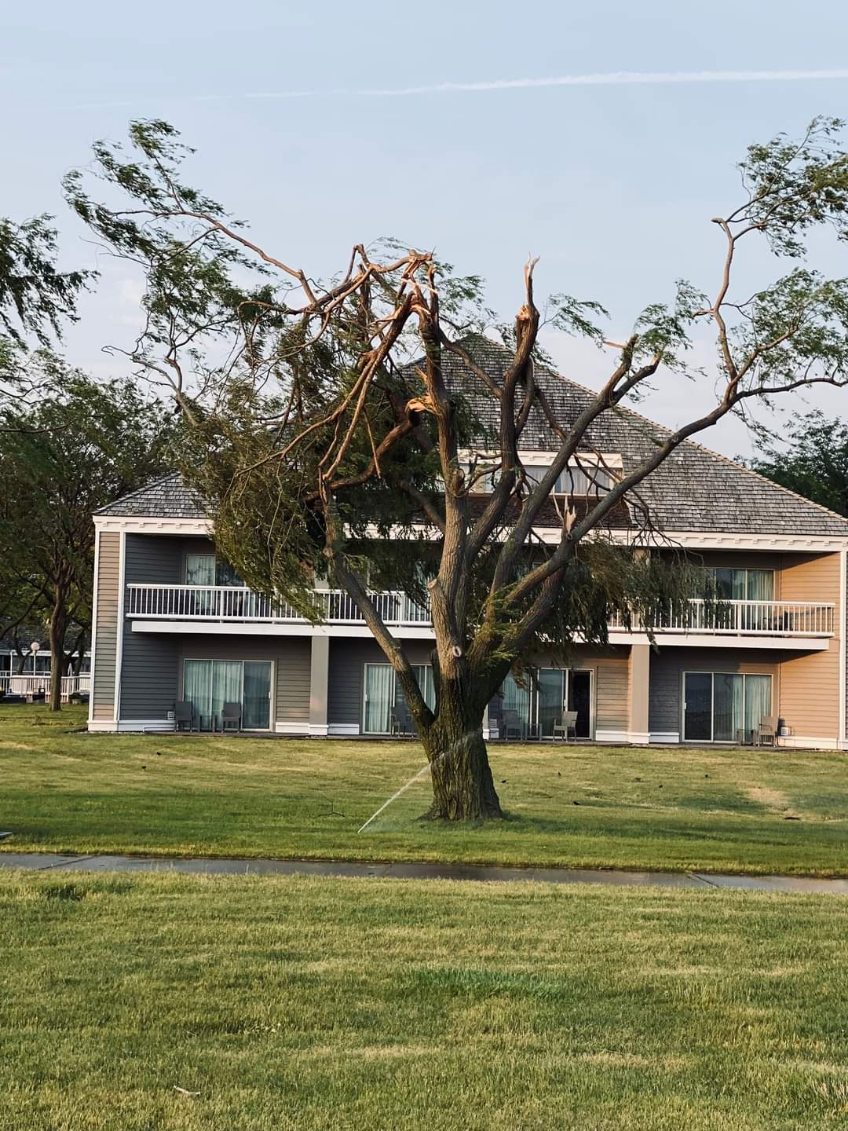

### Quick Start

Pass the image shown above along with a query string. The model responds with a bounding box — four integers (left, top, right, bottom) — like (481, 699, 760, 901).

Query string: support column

(629, 643, 651, 745)
(308, 635, 330, 737)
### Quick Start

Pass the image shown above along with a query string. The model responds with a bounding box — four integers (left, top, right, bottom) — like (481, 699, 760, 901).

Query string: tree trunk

(422, 689, 503, 820)
(48, 594, 67, 713)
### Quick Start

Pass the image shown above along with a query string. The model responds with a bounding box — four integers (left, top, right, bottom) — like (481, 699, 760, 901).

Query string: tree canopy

(0, 365, 175, 709)
(65, 116, 848, 817)
(750, 411, 848, 517)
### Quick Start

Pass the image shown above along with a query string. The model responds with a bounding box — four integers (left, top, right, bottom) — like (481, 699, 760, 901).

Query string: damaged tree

(67, 117, 848, 817)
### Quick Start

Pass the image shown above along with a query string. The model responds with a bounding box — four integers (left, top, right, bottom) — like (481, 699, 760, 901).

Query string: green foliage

(0, 363, 176, 662)
(750, 410, 848, 516)
(0, 215, 91, 347)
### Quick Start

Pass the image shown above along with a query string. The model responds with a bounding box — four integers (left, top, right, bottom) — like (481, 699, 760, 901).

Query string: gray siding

(124, 534, 183, 585)
(120, 632, 180, 720)
(327, 639, 434, 728)
(177, 634, 311, 722)
(649, 647, 779, 734)
(92, 532, 121, 721)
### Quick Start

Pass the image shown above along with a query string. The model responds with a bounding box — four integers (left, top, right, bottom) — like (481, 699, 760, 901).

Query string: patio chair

(756, 715, 778, 748)
(502, 709, 524, 740)
(174, 701, 195, 732)
(391, 711, 412, 736)
(221, 701, 242, 733)
(553, 710, 579, 742)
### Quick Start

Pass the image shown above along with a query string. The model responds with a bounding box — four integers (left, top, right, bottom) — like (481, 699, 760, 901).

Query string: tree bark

(422, 681, 503, 820)
(48, 591, 67, 713)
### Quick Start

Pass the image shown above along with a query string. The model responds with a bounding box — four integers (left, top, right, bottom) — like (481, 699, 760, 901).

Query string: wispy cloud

(72, 68, 848, 111)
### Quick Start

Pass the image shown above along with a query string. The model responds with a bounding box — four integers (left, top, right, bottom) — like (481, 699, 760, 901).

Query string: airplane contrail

(72, 68, 848, 111)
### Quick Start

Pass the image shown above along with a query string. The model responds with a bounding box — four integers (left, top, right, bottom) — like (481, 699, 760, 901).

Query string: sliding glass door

(183, 659, 272, 730)
(362, 664, 436, 734)
(683, 672, 772, 742)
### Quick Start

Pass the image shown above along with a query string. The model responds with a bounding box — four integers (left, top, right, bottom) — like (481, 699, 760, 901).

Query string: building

(88, 341, 848, 749)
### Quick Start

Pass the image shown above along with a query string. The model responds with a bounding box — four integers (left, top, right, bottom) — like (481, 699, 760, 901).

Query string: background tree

(66, 117, 848, 818)
(0, 363, 175, 710)
(750, 410, 848, 516)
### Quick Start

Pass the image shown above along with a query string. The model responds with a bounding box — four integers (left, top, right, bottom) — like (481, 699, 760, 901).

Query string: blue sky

(3, 0, 848, 454)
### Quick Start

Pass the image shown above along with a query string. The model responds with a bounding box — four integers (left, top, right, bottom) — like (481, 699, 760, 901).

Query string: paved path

(2, 851, 848, 894)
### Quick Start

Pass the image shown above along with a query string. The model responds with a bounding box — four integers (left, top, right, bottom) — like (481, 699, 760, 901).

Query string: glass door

(363, 664, 394, 734)
(683, 673, 713, 741)
(242, 661, 272, 729)
(502, 673, 532, 738)
(567, 670, 593, 739)
(537, 669, 566, 738)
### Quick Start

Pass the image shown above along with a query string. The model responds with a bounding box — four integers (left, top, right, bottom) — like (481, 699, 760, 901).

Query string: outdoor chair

(391, 711, 412, 736)
(553, 709, 579, 742)
(502, 709, 524, 740)
(221, 702, 242, 733)
(756, 715, 778, 747)
(173, 701, 195, 732)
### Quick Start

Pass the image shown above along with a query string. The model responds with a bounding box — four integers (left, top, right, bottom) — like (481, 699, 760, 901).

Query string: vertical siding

(177, 634, 311, 722)
(778, 552, 841, 740)
(91, 532, 120, 721)
(649, 648, 779, 735)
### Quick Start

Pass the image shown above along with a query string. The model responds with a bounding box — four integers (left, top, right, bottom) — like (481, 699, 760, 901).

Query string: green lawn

(3, 869, 848, 1130)
(2, 704, 848, 875)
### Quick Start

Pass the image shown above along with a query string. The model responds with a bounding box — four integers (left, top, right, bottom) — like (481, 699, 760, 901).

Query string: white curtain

(211, 660, 242, 726)
(364, 664, 394, 734)
(183, 660, 212, 722)
(713, 673, 744, 742)
(744, 675, 772, 735)
(185, 553, 215, 585)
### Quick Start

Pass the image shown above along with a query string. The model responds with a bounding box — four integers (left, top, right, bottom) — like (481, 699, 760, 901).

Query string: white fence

(0, 674, 91, 701)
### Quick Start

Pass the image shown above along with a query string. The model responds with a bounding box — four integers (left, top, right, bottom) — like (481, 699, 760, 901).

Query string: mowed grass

(3, 869, 848, 1130)
(2, 704, 848, 875)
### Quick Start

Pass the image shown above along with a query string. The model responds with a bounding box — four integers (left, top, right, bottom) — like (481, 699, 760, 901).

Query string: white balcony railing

(607, 599, 834, 637)
(125, 585, 431, 627)
(0, 674, 91, 701)
(125, 585, 834, 638)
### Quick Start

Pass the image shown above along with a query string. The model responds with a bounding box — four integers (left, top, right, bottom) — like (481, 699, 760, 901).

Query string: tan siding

(177, 635, 311, 723)
(529, 645, 630, 735)
(91, 532, 120, 721)
(778, 552, 841, 740)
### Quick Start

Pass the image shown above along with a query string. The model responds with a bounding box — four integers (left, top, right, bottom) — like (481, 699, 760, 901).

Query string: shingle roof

(98, 337, 848, 537)
(95, 473, 206, 519)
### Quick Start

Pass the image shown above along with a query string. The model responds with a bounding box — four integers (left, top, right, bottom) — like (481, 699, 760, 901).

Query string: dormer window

(461, 450, 622, 496)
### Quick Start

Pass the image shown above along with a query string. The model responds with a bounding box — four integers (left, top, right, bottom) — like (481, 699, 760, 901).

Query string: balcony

(608, 599, 834, 638)
(126, 585, 834, 642)
(125, 585, 430, 628)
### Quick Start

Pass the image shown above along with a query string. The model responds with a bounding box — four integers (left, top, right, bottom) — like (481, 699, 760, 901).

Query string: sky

(3, 0, 848, 456)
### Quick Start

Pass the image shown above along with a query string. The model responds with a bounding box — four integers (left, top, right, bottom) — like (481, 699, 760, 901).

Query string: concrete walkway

(2, 851, 848, 894)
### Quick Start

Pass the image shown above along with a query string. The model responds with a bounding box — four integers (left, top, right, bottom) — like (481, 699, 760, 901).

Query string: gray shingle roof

(98, 338, 848, 537)
(95, 473, 206, 519)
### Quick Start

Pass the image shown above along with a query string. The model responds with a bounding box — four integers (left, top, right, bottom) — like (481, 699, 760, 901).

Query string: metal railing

(0, 674, 91, 701)
(607, 599, 834, 637)
(125, 586, 834, 637)
(125, 584, 431, 627)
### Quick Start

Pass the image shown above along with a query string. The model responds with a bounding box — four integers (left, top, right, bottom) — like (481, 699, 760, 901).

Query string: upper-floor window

(184, 552, 243, 587)
(462, 450, 621, 496)
(704, 567, 774, 602)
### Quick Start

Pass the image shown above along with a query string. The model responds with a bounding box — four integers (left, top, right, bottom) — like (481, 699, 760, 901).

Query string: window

(461, 451, 621, 496)
(489, 668, 593, 739)
(362, 664, 436, 734)
(703, 568, 774, 602)
(682, 671, 772, 743)
(185, 553, 243, 587)
(183, 659, 272, 730)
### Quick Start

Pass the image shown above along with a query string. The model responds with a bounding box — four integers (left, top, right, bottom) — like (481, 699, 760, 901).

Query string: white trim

(94, 515, 212, 535)
(595, 728, 630, 744)
(839, 548, 847, 747)
(89, 718, 172, 733)
(87, 527, 101, 727)
(629, 731, 651, 746)
(308, 723, 329, 737)
(274, 720, 310, 735)
(609, 631, 830, 651)
(113, 531, 127, 727)
(329, 723, 360, 736)
(130, 620, 436, 640)
(779, 735, 841, 751)
(650, 731, 681, 744)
